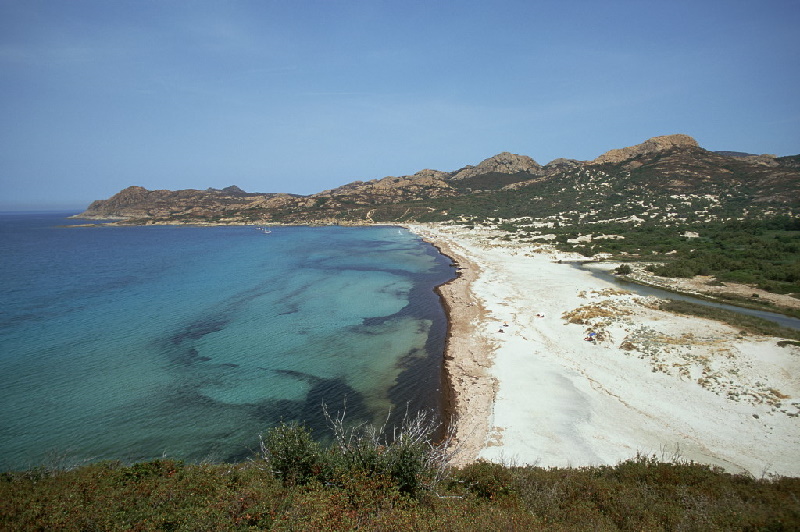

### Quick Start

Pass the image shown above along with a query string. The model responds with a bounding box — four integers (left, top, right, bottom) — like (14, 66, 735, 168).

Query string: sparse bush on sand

(562, 301, 631, 325)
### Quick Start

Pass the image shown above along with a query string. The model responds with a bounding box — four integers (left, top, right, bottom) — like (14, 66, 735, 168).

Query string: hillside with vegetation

(3, 419, 799, 530)
(76, 134, 799, 227)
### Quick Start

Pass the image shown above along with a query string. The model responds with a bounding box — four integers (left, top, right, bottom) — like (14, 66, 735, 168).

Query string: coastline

(421, 233, 497, 467)
(408, 223, 800, 476)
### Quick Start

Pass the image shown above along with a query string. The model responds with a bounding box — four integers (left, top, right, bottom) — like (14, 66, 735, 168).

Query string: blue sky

(1, 0, 798, 210)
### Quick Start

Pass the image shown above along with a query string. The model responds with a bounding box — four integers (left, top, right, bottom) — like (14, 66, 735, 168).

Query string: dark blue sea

(0, 212, 454, 471)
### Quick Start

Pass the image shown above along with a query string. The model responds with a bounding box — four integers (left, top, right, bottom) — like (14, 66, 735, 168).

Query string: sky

(1, 0, 799, 211)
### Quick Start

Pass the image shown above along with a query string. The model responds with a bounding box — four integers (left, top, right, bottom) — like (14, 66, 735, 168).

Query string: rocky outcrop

(220, 185, 250, 195)
(79, 186, 158, 219)
(312, 169, 456, 204)
(75, 185, 280, 221)
(739, 154, 779, 167)
(716, 151, 778, 165)
(450, 152, 542, 180)
(543, 158, 582, 171)
(589, 134, 699, 165)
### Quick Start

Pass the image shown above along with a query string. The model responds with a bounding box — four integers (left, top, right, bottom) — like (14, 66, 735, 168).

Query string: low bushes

(259, 409, 454, 498)
(4, 454, 799, 530)
(3, 417, 800, 530)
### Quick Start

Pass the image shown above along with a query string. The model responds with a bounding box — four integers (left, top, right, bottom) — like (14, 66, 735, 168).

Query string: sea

(0, 212, 454, 471)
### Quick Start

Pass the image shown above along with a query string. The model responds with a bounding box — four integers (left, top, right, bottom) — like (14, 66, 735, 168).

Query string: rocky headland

(74, 134, 800, 226)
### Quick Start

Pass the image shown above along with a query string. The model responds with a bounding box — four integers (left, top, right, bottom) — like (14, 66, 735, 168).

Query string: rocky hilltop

(589, 134, 699, 165)
(77, 185, 299, 223)
(450, 152, 542, 181)
(76, 134, 799, 225)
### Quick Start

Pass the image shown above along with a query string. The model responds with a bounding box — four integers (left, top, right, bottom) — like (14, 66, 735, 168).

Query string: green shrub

(458, 460, 516, 500)
(257, 409, 454, 498)
(3, 453, 800, 530)
(497, 222, 518, 232)
(323, 408, 453, 497)
(259, 421, 322, 486)
(615, 264, 632, 275)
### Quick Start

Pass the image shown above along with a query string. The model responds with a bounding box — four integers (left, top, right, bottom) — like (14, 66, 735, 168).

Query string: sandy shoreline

(409, 223, 800, 476)
(425, 234, 497, 467)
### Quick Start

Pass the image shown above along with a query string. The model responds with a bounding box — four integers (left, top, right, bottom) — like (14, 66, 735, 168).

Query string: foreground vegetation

(3, 419, 799, 531)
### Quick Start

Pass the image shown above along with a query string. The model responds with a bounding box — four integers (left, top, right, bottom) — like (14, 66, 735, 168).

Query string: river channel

(576, 263, 800, 331)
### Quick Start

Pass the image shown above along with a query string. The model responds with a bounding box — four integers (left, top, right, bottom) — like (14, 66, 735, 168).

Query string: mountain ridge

(76, 134, 798, 225)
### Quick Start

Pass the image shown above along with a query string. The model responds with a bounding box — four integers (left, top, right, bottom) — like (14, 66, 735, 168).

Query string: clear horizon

(1, 204, 87, 213)
(2, 0, 798, 210)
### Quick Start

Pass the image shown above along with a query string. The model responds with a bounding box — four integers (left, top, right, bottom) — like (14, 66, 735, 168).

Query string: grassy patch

(562, 300, 631, 325)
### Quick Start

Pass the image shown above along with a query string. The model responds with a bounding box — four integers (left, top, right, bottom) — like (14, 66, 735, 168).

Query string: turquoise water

(0, 213, 454, 470)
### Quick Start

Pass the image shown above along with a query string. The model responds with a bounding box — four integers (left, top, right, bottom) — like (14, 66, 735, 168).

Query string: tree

(615, 264, 632, 275)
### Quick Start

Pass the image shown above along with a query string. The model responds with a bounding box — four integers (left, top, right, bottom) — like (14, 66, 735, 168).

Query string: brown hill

(75, 135, 799, 225)
(589, 134, 699, 165)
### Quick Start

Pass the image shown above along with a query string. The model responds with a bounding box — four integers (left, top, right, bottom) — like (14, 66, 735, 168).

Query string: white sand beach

(409, 224, 800, 477)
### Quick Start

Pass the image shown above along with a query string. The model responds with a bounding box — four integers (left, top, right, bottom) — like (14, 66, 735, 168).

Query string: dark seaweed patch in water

(171, 347, 201, 366)
(272, 368, 323, 384)
(168, 275, 283, 347)
(386, 241, 454, 439)
(354, 316, 392, 330)
(165, 385, 221, 410)
(162, 280, 277, 365)
(166, 347, 214, 366)
(269, 370, 370, 434)
(272, 285, 306, 316)
(309, 237, 456, 439)
(302, 377, 368, 430)
(170, 316, 230, 344)
(251, 399, 304, 427)
(246, 376, 370, 446)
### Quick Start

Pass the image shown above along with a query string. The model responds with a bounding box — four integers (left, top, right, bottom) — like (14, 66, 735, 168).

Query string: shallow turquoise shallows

(0, 213, 454, 470)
